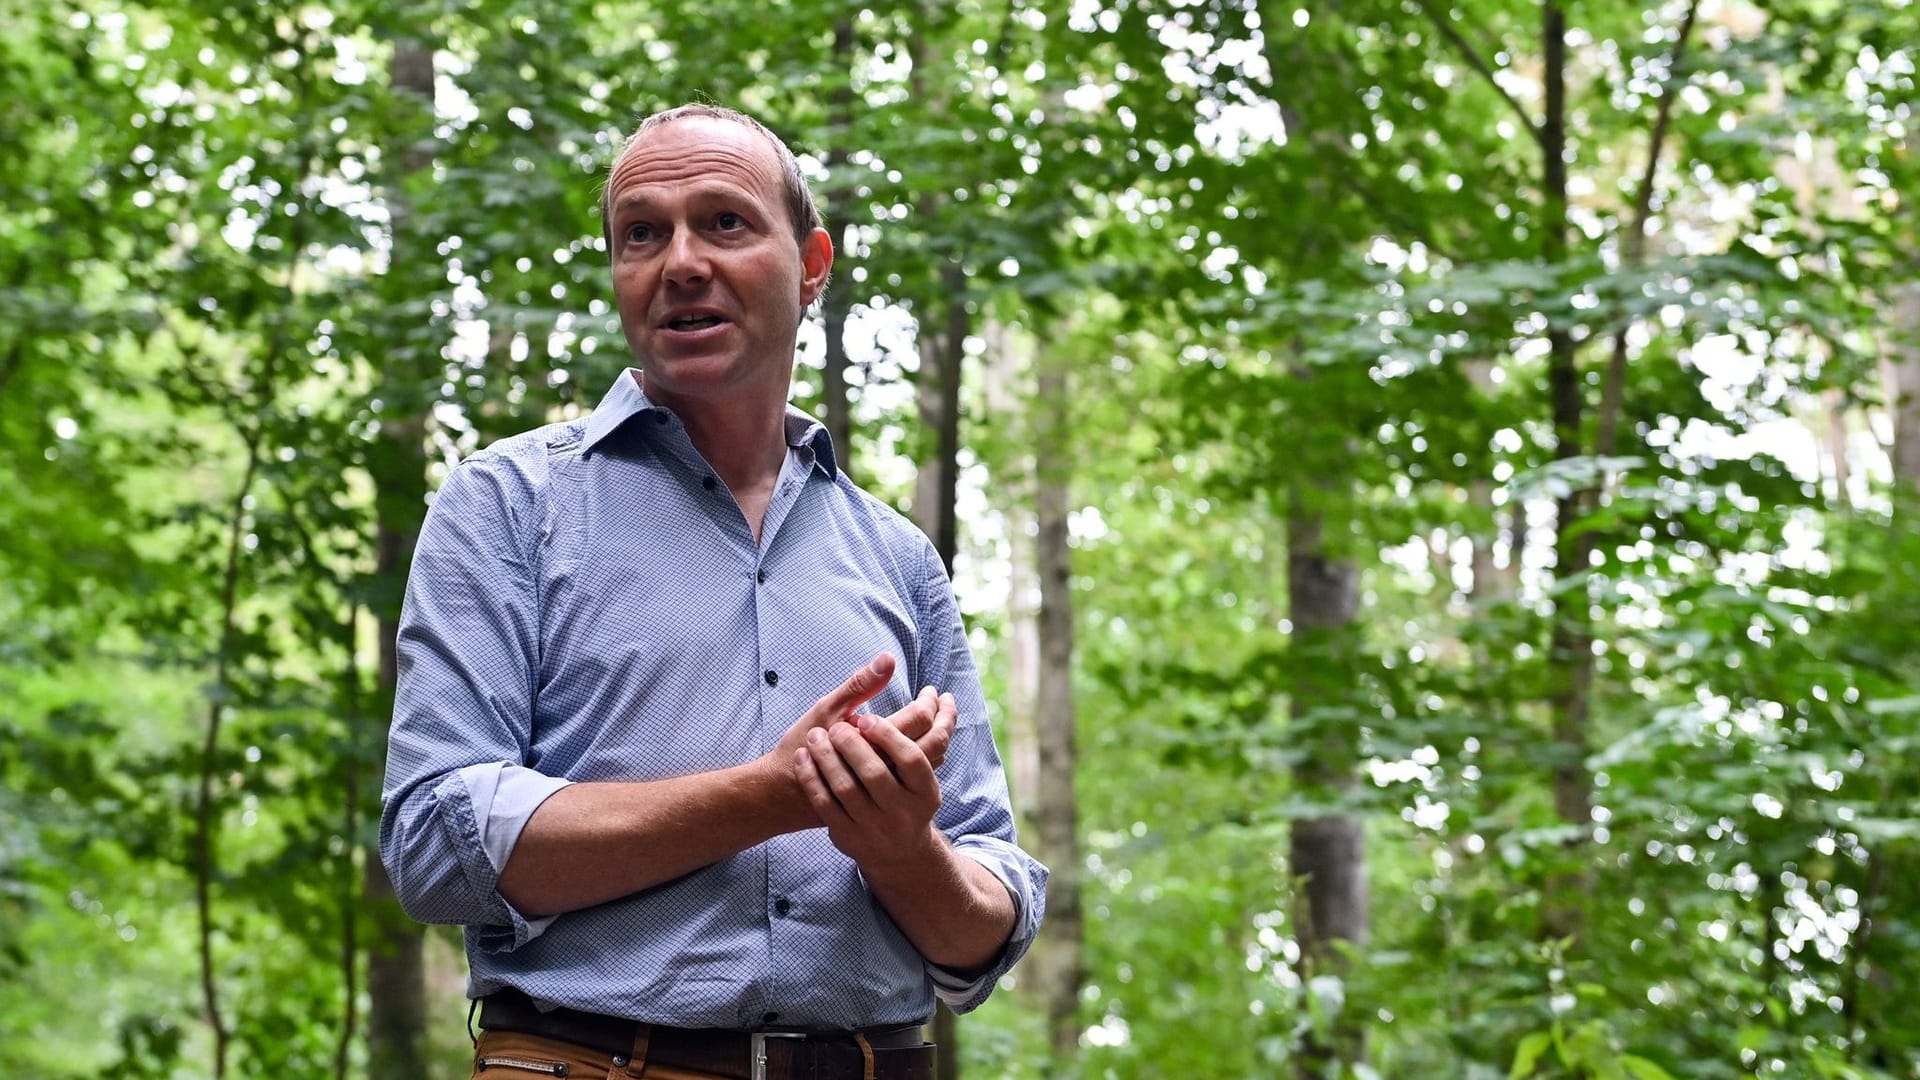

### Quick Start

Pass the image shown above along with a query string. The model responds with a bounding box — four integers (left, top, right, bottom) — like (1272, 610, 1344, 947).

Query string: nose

(662, 227, 709, 287)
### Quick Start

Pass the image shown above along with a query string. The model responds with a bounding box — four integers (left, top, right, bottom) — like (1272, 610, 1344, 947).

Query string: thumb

(808, 653, 895, 722)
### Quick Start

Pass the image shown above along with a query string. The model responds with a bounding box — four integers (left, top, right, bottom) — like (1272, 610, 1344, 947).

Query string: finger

(858, 712, 938, 796)
(830, 720, 910, 807)
(911, 692, 956, 770)
(793, 747, 853, 830)
(807, 726, 876, 818)
(886, 685, 939, 741)
(806, 654, 895, 725)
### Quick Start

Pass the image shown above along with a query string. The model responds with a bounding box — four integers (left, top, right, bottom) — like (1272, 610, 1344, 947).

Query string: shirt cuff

(926, 840, 1047, 1012)
(457, 762, 573, 949)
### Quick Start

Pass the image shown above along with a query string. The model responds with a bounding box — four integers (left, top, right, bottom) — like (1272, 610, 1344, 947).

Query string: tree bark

(986, 322, 1041, 814)
(1022, 344, 1084, 1070)
(913, 263, 967, 568)
(1287, 459, 1366, 1076)
(1538, 0, 1596, 946)
(819, 16, 857, 474)
(1463, 359, 1513, 604)
(1821, 389, 1853, 511)
(1888, 286, 1920, 487)
(335, 604, 363, 1080)
(362, 37, 435, 1077)
(1853, 282, 1920, 1065)
(905, 251, 969, 1080)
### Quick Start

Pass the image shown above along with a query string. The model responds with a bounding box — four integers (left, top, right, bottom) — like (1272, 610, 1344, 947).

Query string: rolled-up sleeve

(912, 546, 1050, 1013)
(379, 450, 564, 951)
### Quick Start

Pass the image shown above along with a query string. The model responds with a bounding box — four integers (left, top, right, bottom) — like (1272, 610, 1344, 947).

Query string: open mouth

(666, 314, 725, 331)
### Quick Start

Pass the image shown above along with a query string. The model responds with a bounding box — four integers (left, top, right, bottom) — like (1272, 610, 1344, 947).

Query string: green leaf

(1866, 695, 1920, 716)
(1510, 1031, 1553, 1079)
(1620, 1054, 1678, 1080)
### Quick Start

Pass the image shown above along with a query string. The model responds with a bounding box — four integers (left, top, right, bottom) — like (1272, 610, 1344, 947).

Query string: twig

(335, 601, 362, 1080)
(1595, 0, 1702, 460)
(1413, 0, 1544, 148)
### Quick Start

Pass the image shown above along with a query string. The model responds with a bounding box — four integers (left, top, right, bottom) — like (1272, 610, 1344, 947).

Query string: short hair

(600, 104, 824, 250)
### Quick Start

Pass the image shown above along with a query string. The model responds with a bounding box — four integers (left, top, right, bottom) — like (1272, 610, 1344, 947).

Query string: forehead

(607, 117, 785, 207)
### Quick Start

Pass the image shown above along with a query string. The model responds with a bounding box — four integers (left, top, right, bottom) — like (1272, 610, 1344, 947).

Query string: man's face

(605, 117, 832, 412)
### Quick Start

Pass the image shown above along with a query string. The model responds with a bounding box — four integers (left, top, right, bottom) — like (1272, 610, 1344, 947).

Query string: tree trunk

(363, 37, 435, 1076)
(1463, 358, 1513, 604)
(1286, 459, 1366, 1076)
(1539, 0, 1595, 946)
(819, 16, 856, 473)
(1888, 286, 1920, 486)
(906, 254, 968, 1080)
(986, 322, 1041, 815)
(1820, 389, 1853, 511)
(1028, 345, 1084, 1071)
(1853, 282, 1920, 1066)
(335, 605, 364, 1080)
(913, 263, 966, 567)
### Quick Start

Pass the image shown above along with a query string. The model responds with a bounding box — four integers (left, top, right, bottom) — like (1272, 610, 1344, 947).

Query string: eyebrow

(609, 182, 760, 218)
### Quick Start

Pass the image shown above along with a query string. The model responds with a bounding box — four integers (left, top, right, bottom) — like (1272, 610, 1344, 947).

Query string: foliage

(2, 0, 1916, 1076)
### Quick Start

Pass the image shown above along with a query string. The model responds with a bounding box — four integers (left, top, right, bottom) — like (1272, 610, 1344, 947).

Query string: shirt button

(757, 568, 768, 584)
(763, 1012, 780, 1024)
(652, 411, 668, 425)
(774, 897, 791, 916)
(703, 475, 717, 491)
(764, 670, 779, 687)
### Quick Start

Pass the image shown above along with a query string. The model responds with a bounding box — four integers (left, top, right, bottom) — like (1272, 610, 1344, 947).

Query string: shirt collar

(580, 368, 839, 480)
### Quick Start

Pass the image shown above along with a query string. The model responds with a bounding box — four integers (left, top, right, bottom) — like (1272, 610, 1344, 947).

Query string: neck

(637, 371, 790, 495)
(680, 404, 789, 494)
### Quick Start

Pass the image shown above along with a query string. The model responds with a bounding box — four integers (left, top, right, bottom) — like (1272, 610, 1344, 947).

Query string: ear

(798, 226, 834, 306)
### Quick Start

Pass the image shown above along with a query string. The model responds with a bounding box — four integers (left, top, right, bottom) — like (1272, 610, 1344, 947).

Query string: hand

(765, 652, 896, 771)
(874, 684, 956, 771)
(793, 699, 952, 870)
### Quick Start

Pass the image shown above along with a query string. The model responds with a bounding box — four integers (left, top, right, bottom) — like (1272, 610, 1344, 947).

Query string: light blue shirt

(379, 369, 1046, 1030)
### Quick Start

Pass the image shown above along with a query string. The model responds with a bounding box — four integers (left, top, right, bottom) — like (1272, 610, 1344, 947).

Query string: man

(380, 103, 1047, 1080)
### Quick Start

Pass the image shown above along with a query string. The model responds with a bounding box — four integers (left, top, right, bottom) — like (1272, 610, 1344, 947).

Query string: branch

(196, 422, 262, 1080)
(197, 47, 316, 1071)
(1595, 0, 1702, 460)
(1414, 0, 1544, 149)
(335, 601, 363, 1080)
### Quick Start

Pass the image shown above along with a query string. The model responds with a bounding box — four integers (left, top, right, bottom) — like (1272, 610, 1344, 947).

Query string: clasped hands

(767, 653, 955, 869)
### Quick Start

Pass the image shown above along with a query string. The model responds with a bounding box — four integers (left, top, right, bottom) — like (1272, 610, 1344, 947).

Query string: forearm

(499, 759, 811, 917)
(860, 827, 1017, 973)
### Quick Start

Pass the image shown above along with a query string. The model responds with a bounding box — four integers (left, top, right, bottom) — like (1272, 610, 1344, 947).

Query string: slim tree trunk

(196, 422, 268, 1080)
(336, 604, 364, 1080)
(1026, 344, 1084, 1071)
(1853, 282, 1920, 1065)
(1888, 286, 1920, 486)
(819, 16, 857, 472)
(363, 37, 434, 1076)
(1538, 0, 1595, 946)
(913, 263, 966, 566)
(1462, 358, 1513, 604)
(907, 256, 967, 1080)
(902, 16, 967, 1066)
(986, 323, 1041, 814)
(1821, 389, 1853, 511)
(1286, 431, 1366, 1076)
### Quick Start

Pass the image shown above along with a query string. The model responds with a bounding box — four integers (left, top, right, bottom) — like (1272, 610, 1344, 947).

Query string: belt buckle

(750, 1030, 806, 1080)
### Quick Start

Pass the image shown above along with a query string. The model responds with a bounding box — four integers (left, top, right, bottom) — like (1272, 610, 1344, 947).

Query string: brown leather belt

(477, 989, 934, 1080)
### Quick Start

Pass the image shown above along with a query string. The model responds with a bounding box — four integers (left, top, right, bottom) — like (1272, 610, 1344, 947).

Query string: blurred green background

(4, 0, 1920, 1076)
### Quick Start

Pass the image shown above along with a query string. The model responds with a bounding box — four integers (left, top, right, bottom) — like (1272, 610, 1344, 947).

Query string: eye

(625, 222, 653, 244)
(715, 211, 746, 231)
